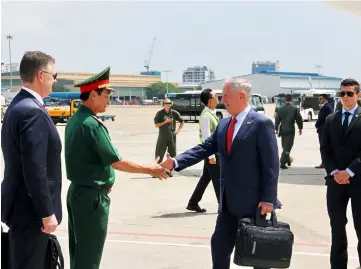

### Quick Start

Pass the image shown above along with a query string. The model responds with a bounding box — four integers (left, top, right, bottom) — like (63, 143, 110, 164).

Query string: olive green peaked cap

(74, 66, 114, 93)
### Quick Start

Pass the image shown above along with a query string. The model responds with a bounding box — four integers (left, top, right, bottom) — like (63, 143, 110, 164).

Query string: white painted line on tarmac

(57, 237, 358, 259)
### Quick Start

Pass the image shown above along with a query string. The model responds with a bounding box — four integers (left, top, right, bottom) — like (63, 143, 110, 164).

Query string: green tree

(146, 82, 181, 99)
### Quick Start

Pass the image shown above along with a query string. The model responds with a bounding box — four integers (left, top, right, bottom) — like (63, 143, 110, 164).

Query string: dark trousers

(210, 193, 268, 269)
(8, 224, 48, 269)
(327, 180, 361, 269)
(67, 183, 110, 269)
(188, 155, 220, 205)
(280, 134, 294, 166)
(155, 135, 176, 163)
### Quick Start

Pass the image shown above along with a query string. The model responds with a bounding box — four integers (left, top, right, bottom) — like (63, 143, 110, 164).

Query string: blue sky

(2, 1, 361, 83)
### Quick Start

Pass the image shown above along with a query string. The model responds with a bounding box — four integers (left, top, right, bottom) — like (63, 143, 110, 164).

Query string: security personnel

(65, 66, 168, 269)
(187, 88, 220, 213)
(275, 94, 303, 169)
(154, 98, 184, 176)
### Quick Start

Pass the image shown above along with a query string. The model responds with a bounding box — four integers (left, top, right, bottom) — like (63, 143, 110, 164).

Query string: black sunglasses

(41, 70, 57, 80)
(164, 102, 172, 105)
(339, 91, 355, 97)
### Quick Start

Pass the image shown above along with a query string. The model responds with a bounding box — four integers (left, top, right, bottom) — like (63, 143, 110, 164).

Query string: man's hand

(160, 153, 175, 171)
(298, 129, 302, 135)
(150, 157, 170, 180)
(209, 157, 216, 164)
(258, 202, 273, 215)
(42, 214, 58, 234)
(165, 118, 173, 124)
(173, 129, 180, 136)
(334, 170, 350, 184)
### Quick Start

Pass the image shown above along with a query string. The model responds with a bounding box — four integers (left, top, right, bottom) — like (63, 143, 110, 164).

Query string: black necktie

(342, 112, 350, 135)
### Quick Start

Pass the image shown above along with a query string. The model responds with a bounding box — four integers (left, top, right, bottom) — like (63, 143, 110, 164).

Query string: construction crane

(144, 37, 156, 74)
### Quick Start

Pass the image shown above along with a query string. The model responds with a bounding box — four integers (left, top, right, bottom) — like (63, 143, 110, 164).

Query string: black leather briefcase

(44, 234, 64, 269)
(233, 208, 294, 268)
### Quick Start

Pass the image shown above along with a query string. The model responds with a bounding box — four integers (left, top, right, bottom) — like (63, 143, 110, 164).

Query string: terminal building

(201, 61, 344, 99)
(1, 70, 166, 100)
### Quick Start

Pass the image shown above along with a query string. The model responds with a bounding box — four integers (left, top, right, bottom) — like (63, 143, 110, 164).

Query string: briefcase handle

(255, 207, 278, 227)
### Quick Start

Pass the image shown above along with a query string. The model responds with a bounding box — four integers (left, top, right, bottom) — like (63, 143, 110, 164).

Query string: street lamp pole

(6, 35, 13, 90)
(163, 70, 171, 94)
(315, 64, 323, 88)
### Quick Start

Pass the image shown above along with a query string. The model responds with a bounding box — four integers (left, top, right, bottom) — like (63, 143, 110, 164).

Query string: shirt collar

(233, 105, 252, 122)
(342, 104, 358, 115)
(205, 106, 215, 114)
(22, 87, 44, 105)
(78, 104, 95, 115)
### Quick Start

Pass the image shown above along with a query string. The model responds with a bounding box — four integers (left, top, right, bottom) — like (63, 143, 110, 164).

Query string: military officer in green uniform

(64, 66, 169, 269)
(154, 98, 184, 176)
(275, 94, 303, 169)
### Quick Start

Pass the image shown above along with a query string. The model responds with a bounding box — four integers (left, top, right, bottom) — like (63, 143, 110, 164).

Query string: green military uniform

(154, 108, 184, 162)
(275, 103, 303, 168)
(65, 67, 120, 269)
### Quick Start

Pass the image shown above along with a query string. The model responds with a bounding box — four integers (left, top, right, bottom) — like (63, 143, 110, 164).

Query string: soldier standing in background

(275, 94, 303, 169)
(154, 98, 184, 176)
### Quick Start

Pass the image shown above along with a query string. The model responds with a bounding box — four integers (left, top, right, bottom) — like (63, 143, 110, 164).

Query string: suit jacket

(1, 89, 62, 227)
(315, 102, 333, 134)
(321, 106, 361, 183)
(174, 109, 279, 218)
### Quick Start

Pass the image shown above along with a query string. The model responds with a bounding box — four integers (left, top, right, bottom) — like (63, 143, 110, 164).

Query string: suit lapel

(333, 111, 343, 140)
(229, 110, 256, 157)
(21, 89, 61, 145)
(345, 106, 361, 137)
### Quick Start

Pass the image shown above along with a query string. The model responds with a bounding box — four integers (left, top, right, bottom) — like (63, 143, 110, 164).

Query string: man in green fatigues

(64, 66, 169, 269)
(275, 94, 303, 169)
(154, 98, 184, 176)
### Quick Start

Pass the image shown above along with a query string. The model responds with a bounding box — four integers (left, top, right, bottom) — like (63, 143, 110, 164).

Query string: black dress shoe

(315, 164, 324, 169)
(186, 204, 207, 213)
(280, 165, 288, 169)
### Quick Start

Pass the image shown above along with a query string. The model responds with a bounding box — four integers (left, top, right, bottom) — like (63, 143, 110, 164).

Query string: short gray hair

(20, 51, 55, 83)
(224, 77, 252, 96)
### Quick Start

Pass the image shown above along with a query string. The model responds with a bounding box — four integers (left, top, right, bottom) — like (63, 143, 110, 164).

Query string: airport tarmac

(1, 103, 360, 269)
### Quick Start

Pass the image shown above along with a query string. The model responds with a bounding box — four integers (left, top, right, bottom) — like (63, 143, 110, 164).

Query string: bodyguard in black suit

(315, 94, 333, 168)
(1, 51, 61, 269)
(320, 78, 361, 269)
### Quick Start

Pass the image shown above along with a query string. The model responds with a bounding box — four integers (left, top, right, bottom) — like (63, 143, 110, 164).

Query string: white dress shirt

(200, 107, 218, 159)
(330, 104, 358, 177)
(230, 105, 252, 141)
(22, 87, 44, 106)
(174, 105, 252, 168)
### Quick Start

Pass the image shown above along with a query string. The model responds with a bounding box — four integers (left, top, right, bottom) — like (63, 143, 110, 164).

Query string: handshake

(148, 153, 176, 180)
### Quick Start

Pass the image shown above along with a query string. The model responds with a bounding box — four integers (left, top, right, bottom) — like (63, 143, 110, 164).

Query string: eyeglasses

(339, 91, 355, 97)
(41, 70, 57, 80)
(164, 102, 172, 105)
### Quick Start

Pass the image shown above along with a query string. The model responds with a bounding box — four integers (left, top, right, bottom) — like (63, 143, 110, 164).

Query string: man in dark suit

(320, 78, 361, 269)
(1, 51, 61, 269)
(314, 94, 333, 168)
(160, 78, 279, 269)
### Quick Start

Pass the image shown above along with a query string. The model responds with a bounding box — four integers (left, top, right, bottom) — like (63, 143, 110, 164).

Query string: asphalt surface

(1, 103, 360, 269)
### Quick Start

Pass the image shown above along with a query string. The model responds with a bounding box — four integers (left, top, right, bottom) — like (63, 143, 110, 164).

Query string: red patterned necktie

(226, 117, 237, 154)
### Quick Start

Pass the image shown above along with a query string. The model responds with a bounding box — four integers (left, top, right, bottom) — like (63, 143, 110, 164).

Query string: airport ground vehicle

(45, 93, 116, 124)
(44, 97, 81, 124)
(274, 90, 337, 122)
(166, 90, 265, 122)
